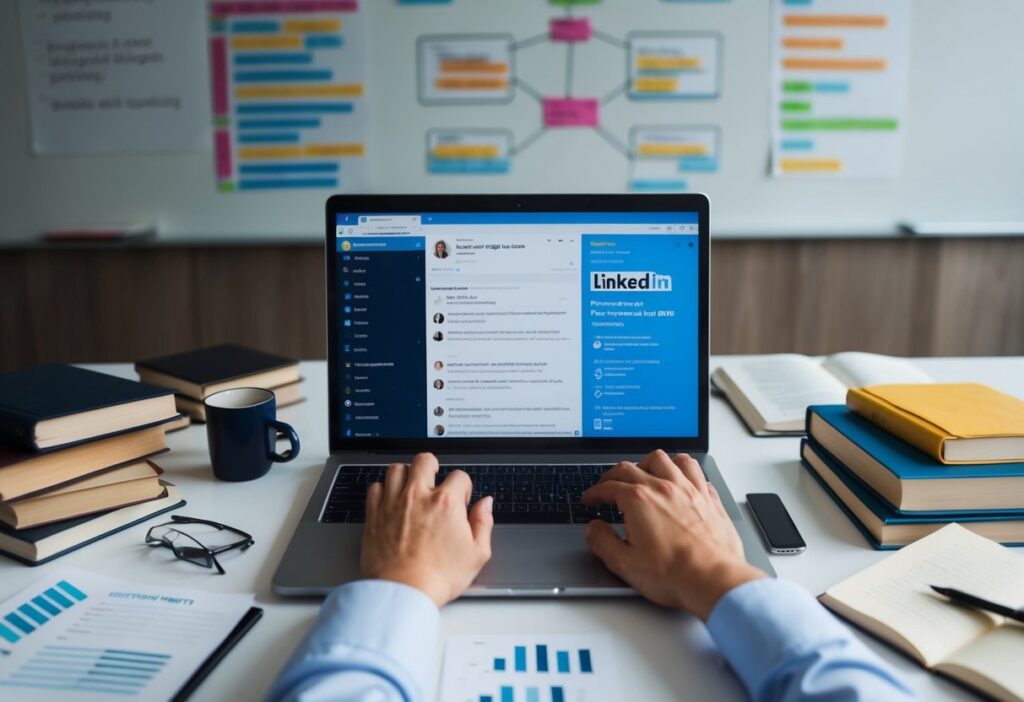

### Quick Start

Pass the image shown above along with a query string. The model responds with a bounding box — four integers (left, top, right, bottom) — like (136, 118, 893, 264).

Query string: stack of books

(0, 364, 186, 565)
(802, 383, 1024, 549)
(136, 344, 303, 422)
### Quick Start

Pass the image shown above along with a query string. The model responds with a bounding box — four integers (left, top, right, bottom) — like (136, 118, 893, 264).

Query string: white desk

(2, 357, 1022, 701)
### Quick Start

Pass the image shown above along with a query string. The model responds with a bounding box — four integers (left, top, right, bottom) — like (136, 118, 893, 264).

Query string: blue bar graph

(783, 0, 812, 5)
(0, 622, 19, 643)
(240, 163, 338, 175)
(238, 178, 338, 190)
(234, 70, 333, 83)
(238, 118, 321, 129)
(57, 581, 87, 601)
(579, 649, 593, 673)
(31, 596, 61, 617)
(236, 103, 353, 114)
(306, 35, 343, 49)
(679, 156, 720, 173)
(493, 657, 506, 671)
(815, 81, 850, 93)
(556, 651, 570, 673)
(551, 687, 565, 702)
(18, 604, 48, 625)
(5, 613, 34, 634)
(238, 132, 301, 144)
(514, 646, 527, 672)
(500, 686, 514, 702)
(630, 179, 688, 191)
(235, 53, 314, 66)
(480, 697, 493, 702)
(231, 20, 280, 33)
(780, 139, 815, 151)
(44, 587, 73, 608)
(526, 687, 539, 702)
(536, 645, 548, 673)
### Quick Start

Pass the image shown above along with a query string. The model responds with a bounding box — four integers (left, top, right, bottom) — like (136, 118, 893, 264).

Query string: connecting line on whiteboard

(512, 32, 548, 52)
(566, 43, 575, 97)
(602, 81, 629, 106)
(593, 29, 626, 51)
(513, 77, 545, 103)
(593, 126, 631, 160)
(510, 126, 548, 157)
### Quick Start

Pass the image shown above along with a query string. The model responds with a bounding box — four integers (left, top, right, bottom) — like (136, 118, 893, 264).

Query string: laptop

(273, 193, 775, 597)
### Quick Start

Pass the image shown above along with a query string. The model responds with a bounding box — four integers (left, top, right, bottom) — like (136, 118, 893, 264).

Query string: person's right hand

(582, 450, 767, 620)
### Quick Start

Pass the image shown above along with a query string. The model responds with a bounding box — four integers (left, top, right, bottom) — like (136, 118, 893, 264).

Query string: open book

(820, 524, 1024, 702)
(711, 352, 932, 435)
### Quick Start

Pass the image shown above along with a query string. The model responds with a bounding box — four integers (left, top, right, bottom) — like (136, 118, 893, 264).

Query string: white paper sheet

(770, 0, 911, 178)
(17, 0, 210, 155)
(0, 566, 253, 701)
(440, 634, 622, 702)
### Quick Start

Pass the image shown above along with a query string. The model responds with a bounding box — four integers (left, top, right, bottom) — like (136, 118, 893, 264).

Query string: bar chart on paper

(770, 0, 910, 178)
(209, 0, 369, 192)
(0, 567, 253, 701)
(440, 634, 621, 702)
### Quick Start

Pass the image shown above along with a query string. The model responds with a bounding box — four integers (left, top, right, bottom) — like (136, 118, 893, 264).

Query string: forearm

(706, 578, 916, 702)
(267, 580, 440, 702)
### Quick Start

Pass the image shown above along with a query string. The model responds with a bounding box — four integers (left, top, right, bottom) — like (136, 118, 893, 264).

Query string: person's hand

(361, 453, 494, 607)
(582, 450, 766, 620)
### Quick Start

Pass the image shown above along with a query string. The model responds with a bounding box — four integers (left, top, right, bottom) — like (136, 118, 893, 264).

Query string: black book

(0, 364, 178, 451)
(0, 483, 184, 565)
(136, 344, 300, 400)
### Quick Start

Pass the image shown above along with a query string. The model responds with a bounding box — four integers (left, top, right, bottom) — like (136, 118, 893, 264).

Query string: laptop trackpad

(475, 527, 616, 589)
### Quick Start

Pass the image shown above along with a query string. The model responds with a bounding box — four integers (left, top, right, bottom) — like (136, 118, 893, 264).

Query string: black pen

(930, 585, 1024, 624)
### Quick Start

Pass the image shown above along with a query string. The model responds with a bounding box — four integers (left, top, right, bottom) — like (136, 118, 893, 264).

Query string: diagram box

(628, 125, 720, 191)
(627, 32, 722, 100)
(426, 128, 513, 174)
(418, 34, 515, 105)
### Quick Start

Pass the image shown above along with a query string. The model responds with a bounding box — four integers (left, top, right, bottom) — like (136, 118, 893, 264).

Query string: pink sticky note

(210, 37, 228, 117)
(543, 98, 599, 127)
(550, 17, 592, 43)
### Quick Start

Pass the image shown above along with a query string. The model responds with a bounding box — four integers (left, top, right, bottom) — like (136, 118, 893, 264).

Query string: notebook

(806, 405, 1024, 512)
(801, 439, 1024, 549)
(820, 524, 1024, 702)
(0, 364, 178, 451)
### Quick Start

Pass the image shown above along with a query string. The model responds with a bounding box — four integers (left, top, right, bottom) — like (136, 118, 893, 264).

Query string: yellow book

(847, 383, 1024, 464)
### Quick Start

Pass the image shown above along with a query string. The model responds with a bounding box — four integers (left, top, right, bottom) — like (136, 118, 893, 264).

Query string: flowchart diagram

(416, 3, 724, 191)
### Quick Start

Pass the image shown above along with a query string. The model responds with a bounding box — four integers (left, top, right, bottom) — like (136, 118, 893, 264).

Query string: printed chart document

(0, 566, 254, 700)
(209, 0, 369, 192)
(770, 0, 911, 178)
(17, 0, 209, 154)
(440, 634, 622, 702)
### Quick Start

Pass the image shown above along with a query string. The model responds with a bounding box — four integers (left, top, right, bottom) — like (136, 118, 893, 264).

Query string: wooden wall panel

(1, 238, 1022, 372)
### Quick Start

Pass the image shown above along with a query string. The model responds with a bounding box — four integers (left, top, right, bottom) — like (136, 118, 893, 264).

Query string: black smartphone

(746, 493, 806, 555)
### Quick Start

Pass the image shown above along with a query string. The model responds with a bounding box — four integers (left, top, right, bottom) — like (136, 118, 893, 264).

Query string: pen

(930, 585, 1024, 624)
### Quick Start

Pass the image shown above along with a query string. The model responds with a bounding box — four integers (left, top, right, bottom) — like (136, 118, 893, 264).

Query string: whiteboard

(1, 0, 1023, 240)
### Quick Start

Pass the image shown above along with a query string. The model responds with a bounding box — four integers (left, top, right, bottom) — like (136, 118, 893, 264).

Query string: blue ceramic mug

(204, 388, 300, 482)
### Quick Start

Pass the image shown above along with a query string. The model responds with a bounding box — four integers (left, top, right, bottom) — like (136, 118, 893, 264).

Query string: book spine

(846, 389, 947, 463)
(0, 407, 39, 451)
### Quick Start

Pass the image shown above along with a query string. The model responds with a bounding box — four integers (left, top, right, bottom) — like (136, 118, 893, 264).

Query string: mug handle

(268, 420, 300, 463)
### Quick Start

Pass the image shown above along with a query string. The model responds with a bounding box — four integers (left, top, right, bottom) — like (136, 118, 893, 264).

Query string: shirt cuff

(277, 579, 440, 700)
(705, 578, 855, 694)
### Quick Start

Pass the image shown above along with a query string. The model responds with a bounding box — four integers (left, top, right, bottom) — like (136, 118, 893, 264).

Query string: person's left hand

(361, 452, 494, 607)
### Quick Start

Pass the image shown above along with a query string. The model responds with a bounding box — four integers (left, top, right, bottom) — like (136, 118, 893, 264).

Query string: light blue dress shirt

(267, 577, 916, 702)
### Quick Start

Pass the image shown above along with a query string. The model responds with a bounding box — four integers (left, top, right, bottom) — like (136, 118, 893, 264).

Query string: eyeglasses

(145, 515, 254, 575)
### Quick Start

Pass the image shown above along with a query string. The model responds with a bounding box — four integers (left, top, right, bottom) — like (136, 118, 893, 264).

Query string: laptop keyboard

(320, 464, 623, 525)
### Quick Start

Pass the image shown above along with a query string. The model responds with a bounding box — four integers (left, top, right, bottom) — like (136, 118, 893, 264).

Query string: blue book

(801, 439, 1024, 550)
(806, 405, 1024, 512)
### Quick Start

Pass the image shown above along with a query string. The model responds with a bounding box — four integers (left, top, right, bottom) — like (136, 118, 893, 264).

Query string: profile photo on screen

(433, 379, 444, 390)
(434, 425, 445, 436)
(434, 240, 449, 259)
(433, 406, 444, 417)
(433, 360, 444, 371)
(433, 312, 445, 324)
(432, 331, 444, 342)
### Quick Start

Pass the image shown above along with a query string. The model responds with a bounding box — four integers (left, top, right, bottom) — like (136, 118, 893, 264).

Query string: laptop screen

(331, 208, 704, 443)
